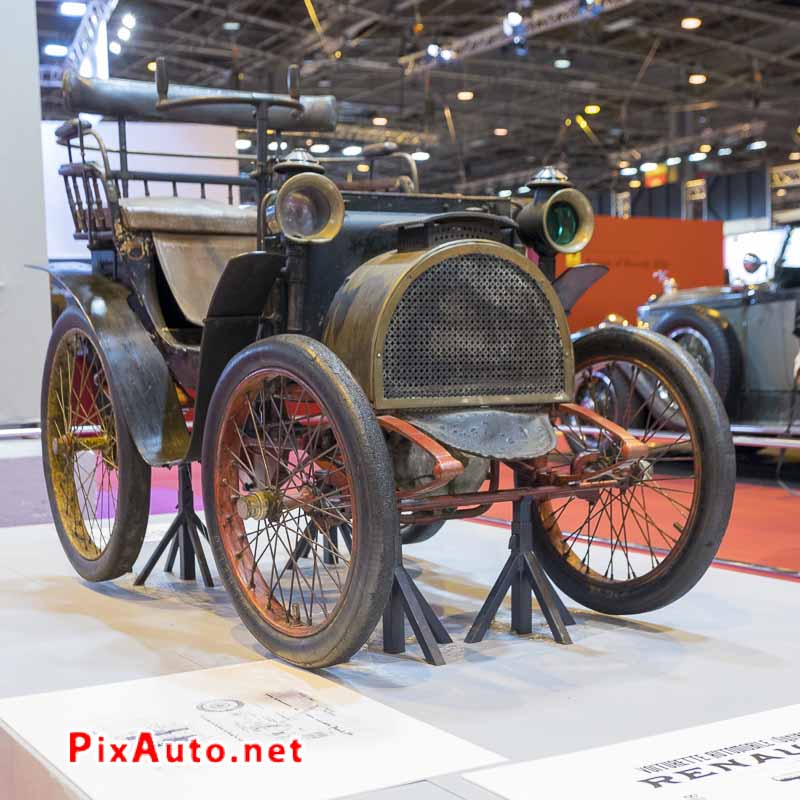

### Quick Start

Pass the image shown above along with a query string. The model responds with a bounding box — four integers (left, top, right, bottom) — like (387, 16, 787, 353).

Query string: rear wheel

(202, 335, 397, 668)
(532, 326, 735, 615)
(41, 308, 151, 581)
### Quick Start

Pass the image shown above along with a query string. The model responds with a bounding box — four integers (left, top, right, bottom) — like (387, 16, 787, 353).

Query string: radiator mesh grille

(382, 253, 565, 400)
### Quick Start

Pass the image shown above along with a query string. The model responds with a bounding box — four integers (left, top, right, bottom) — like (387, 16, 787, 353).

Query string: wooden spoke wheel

(202, 335, 397, 668)
(41, 309, 150, 581)
(532, 326, 735, 615)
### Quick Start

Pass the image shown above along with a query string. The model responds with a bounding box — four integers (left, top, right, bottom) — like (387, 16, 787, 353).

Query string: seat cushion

(119, 196, 257, 235)
(153, 233, 256, 325)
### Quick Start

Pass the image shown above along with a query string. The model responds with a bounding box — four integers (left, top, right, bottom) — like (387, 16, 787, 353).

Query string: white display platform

(465, 704, 800, 799)
(0, 661, 502, 800)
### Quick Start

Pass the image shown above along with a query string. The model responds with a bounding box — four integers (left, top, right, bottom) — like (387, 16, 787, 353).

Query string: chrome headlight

(517, 187, 595, 255)
(266, 173, 345, 243)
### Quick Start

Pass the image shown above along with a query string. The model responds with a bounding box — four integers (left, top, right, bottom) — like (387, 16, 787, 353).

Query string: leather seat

(119, 196, 257, 235)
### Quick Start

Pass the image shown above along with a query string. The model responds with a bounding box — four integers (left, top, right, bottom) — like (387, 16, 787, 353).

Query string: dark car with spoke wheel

(36, 59, 736, 668)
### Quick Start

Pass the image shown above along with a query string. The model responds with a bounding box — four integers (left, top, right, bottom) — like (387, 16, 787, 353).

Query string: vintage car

(634, 229, 800, 449)
(38, 60, 735, 668)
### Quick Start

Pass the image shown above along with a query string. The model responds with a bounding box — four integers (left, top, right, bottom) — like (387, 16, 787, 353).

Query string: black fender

(33, 262, 190, 466)
(185, 251, 284, 461)
(552, 263, 609, 314)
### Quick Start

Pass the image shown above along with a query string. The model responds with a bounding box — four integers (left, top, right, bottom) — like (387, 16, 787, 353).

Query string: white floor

(0, 517, 798, 799)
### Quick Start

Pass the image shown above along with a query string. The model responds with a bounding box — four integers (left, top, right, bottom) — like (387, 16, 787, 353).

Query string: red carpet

(149, 461, 800, 579)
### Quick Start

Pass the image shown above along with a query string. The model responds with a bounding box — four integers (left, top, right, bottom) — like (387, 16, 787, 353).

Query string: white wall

(42, 121, 240, 259)
(0, 0, 51, 425)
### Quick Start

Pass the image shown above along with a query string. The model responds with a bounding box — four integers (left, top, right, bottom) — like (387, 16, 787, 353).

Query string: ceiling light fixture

(356, 163, 370, 173)
(498, 188, 513, 197)
(699, 144, 712, 153)
(688, 72, 707, 85)
(553, 57, 571, 69)
(717, 147, 732, 156)
(629, 179, 642, 188)
(620, 166, 638, 176)
(117, 26, 131, 41)
(235, 139, 252, 150)
(666, 156, 682, 166)
(584, 104, 601, 115)
(60, 2, 87, 16)
(640, 162, 658, 172)
(505, 11, 523, 26)
(109, 41, 122, 55)
(681, 16, 702, 30)
(44, 43, 69, 57)
(688, 152, 707, 162)
(411, 151, 430, 161)
(618, 160, 630, 169)
(494, 127, 509, 136)
(789, 152, 800, 161)
(122, 12, 136, 28)
(427, 43, 441, 58)
(747, 140, 767, 151)
(223, 21, 241, 31)
(342, 145, 363, 156)
(457, 90, 474, 101)
(372, 116, 388, 126)
(517, 185, 531, 194)
(310, 143, 330, 154)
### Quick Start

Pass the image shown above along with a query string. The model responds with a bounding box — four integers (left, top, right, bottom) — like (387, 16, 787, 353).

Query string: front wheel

(201, 335, 398, 668)
(533, 326, 735, 615)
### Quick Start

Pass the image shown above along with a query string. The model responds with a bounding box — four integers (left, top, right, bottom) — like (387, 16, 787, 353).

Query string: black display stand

(381, 536, 452, 666)
(465, 496, 575, 645)
(134, 462, 213, 587)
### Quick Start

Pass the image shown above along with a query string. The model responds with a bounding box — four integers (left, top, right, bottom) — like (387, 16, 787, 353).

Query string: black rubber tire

(400, 521, 446, 545)
(201, 334, 398, 668)
(652, 306, 740, 406)
(533, 326, 736, 615)
(41, 307, 151, 582)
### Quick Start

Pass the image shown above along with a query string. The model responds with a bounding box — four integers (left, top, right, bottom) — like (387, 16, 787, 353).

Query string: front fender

(33, 263, 190, 466)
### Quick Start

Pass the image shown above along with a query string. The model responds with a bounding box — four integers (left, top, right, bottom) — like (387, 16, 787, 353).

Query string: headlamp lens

(546, 201, 580, 247)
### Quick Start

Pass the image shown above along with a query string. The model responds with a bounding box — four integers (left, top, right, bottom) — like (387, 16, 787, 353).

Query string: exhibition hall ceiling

(36, 0, 800, 193)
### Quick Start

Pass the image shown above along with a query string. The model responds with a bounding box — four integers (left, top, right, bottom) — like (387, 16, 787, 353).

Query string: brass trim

(323, 239, 574, 410)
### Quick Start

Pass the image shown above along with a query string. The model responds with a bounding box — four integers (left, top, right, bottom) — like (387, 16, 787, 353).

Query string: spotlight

(688, 72, 707, 85)
(342, 145, 363, 156)
(147, 61, 157, 72)
(584, 104, 601, 115)
(44, 43, 69, 57)
(457, 90, 474, 101)
(117, 26, 131, 41)
(640, 162, 658, 173)
(688, 152, 707, 162)
(372, 116, 388, 126)
(334, 50, 342, 59)
(747, 140, 767, 151)
(427, 43, 441, 58)
(60, 2, 87, 16)
(554, 58, 571, 69)
(235, 139, 252, 150)
(620, 167, 638, 176)
(681, 16, 702, 30)
(717, 147, 732, 156)
(122, 12, 136, 29)
(666, 156, 682, 166)
(699, 144, 712, 153)
(109, 41, 122, 55)
(564, 118, 572, 127)
(411, 151, 430, 161)
(356, 163, 370, 173)
(494, 127, 509, 136)
(629, 179, 642, 188)
(310, 143, 330, 154)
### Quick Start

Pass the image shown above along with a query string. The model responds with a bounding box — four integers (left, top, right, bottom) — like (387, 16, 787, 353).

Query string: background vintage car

(634, 225, 800, 446)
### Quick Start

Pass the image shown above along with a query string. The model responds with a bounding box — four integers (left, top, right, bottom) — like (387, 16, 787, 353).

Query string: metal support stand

(381, 536, 452, 666)
(134, 463, 213, 587)
(465, 496, 575, 645)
